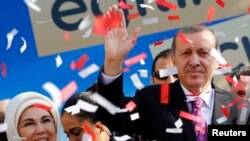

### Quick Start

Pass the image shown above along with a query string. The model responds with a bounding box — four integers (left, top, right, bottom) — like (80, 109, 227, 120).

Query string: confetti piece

(139, 4, 155, 10)
(216, 0, 225, 8)
(234, 36, 239, 43)
(148, 0, 155, 4)
(78, 63, 100, 79)
(154, 40, 163, 46)
(77, 99, 99, 113)
(177, 33, 192, 44)
(113, 135, 132, 141)
(119, 0, 134, 10)
(89, 92, 119, 115)
(216, 116, 227, 124)
(207, 6, 216, 22)
(92, 15, 108, 36)
(160, 84, 169, 104)
(174, 118, 183, 128)
(20, 37, 27, 53)
(116, 108, 129, 113)
(168, 15, 180, 21)
(130, 73, 145, 90)
(82, 122, 96, 141)
(36, 20, 52, 24)
(0, 123, 7, 133)
(130, 112, 140, 121)
(64, 31, 70, 41)
(127, 12, 140, 20)
(156, 0, 178, 10)
(55, 54, 62, 68)
(214, 67, 232, 75)
(159, 67, 178, 78)
(33, 103, 52, 111)
(210, 48, 227, 65)
(42, 82, 62, 108)
(239, 107, 248, 122)
(82, 28, 92, 38)
(78, 15, 92, 31)
(166, 128, 183, 133)
(1, 62, 7, 77)
(138, 69, 148, 78)
(225, 75, 245, 91)
(82, 133, 92, 141)
(76, 53, 89, 70)
(220, 105, 229, 117)
(61, 80, 78, 101)
(247, 7, 250, 14)
(64, 105, 80, 115)
(125, 101, 137, 112)
(124, 53, 147, 67)
(143, 17, 159, 25)
(24, 0, 41, 12)
(6, 28, 18, 50)
(179, 111, 201, 123)
(140, 59, 145, 65)
(70, 61, 76, 70)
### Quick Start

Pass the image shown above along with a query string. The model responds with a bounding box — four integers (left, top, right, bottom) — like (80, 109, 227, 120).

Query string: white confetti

(116, 108, 128, 113)
(143, 17, 158, 25)
(210, 48, 227, 65)
(20, 36, 27, 53)
(140, 59, 145, 65)
(138, 69, 148, 78)
(78, 15, 92, 31)
(55, 54, 62, 68)
(148, 0, 155, 4)
(216, 116, 227, 124)
(77, 99, 99, 113)
(24, 0, 41, 12)
(130, 73, 144, 90)
(0, 123, 7, 133)
(166, 128, 183, 133)
(89, 92, 119, 115)
(6, 28, 18, 50)
(234, 36, 239, 43)
(36, 20, 52, 24)
(42, 82, 62, 108)
(65, 105, 80, 115)
(81, 133, 92, 141)
(140, 4, 155, 10)
(82, 28, 92, 38)
(113, 134, 132, 141)
(78, 63, 100, 79)
(174, 118, 183, 128)
(159, 67, 177, 78)
(239, 107, 248, 123)
(130, 112, 139, 121)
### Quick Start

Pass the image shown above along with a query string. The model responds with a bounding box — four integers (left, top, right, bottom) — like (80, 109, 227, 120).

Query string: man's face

(152, 56, 177, 84)
(173, 30, 218, 92)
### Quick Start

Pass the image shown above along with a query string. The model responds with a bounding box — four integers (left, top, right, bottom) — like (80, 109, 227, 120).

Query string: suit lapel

(169, 81, 197, 141)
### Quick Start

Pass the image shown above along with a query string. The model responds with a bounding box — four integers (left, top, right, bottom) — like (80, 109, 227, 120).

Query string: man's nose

(189, 54, 200, 66)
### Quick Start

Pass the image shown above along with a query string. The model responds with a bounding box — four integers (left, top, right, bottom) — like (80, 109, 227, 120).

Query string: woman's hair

(5, 91, 60, 141)
(61, 92, 97, 124)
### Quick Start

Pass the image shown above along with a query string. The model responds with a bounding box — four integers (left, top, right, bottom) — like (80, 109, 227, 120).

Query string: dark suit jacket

(97, 73, 250, 141)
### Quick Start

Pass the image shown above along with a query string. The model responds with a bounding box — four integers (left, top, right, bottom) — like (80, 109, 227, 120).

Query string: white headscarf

(5, 91, 60, 141)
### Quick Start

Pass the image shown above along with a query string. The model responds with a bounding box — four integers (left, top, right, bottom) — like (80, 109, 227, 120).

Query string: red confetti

(108, 11, 121, 29)
(207, 6, 216, 22)
(70, 61, 76, 70)
(125, 100, 137, 112)
(225, 75, 245, 91)
(177, 33, 192, 44)
(124, 52, 147, 67)
(93, 15, 108, 36)
(1, 62, 7, 77)
(118, 0, 134, 10)
(179, 111, 201, 123)
(168, 15, 180, 21)
(64, 31, 70, 41)
(127, 12, 140, 20)
(220, 105, 229, 117)
(156, 0, 178, 10)
(248, 7, 250, 14)
(60, 80, 78, 102)
(123, 68, 130, 72)
(82, 122, 96, 141)
(160, 84, 169, 104)
(238, 103, 249, 109)
(154, 40, 163, 46)
(76, 53, 89, 70)
(33, 103, 52, 111)
(216, 0, 225, 8)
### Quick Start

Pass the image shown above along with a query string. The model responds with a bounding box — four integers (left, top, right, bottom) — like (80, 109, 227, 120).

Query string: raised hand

(103, 5, 140, 76)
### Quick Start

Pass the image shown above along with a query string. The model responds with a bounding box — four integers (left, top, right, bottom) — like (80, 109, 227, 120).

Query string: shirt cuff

(100, 71, 122, 85)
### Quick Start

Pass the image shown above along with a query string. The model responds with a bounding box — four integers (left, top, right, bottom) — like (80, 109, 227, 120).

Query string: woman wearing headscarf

(5, 91, 60, 141)
(61, 92, 111, 141)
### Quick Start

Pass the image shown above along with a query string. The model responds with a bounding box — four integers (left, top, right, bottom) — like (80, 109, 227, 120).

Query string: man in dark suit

(96, 5, 250, 141)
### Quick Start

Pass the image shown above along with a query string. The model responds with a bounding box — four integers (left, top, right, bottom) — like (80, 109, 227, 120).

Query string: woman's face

(18, 106, 57, 141)
(61, 113, 110, 141)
